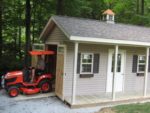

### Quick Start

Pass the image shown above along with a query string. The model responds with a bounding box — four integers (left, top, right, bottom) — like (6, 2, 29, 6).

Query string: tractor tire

(39, 80, 52, 93)
(8, 86, 19, 97)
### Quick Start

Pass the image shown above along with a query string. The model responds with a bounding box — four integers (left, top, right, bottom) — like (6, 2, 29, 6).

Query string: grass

(96, 102, 150, 113)
(114, 102, 150, 113)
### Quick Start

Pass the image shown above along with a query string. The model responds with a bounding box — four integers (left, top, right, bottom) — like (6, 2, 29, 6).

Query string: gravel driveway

(0, 90, 101, 113)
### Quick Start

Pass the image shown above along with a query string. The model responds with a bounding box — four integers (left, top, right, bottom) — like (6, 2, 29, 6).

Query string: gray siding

(123, 48, 145, 92)
(45, 26, 68, 44)
(44, 24, 150, 99)
(64, 44, 110, 97)
(64, 44, 149, 97)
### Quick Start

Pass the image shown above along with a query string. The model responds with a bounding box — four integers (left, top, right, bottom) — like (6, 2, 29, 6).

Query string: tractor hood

(5, 71, 23, 79)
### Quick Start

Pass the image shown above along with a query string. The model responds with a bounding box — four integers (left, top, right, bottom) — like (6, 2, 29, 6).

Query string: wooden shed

(39, 14, 150, 107)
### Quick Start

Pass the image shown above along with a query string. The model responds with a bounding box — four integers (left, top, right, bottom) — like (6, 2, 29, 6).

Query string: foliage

(0, 0, 150, 73)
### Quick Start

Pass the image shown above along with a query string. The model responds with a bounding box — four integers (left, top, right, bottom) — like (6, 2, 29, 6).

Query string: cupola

(102, 9, 115, 24)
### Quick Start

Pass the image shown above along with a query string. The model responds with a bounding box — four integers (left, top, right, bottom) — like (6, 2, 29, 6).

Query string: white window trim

(137, 55, 146, 73)
(80, 53, 94, 74)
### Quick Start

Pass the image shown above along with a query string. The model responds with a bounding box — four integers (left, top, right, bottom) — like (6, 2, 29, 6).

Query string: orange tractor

(1, 50, 55, 97)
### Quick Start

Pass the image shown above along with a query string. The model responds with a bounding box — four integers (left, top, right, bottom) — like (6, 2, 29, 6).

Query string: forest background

(0, 0, 150, 73)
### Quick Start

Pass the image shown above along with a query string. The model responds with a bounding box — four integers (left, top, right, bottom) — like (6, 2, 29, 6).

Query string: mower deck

(20, 88, 40, 95)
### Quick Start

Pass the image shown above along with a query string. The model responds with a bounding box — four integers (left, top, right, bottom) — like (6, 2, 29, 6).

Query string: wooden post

(112, 45, 119, 101)
(144, 47, 149, 97)
(71, 42, 78, 104)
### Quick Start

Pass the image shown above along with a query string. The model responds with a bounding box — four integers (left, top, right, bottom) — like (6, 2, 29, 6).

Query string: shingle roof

(52, 16, 150, 43)
(103, 9, 115, 15)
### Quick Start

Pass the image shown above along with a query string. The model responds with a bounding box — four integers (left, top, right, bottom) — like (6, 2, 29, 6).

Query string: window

(137, 55, 146, 73)
(32, 44, 45, 50)
(58, 46, 64, 53)
(80, 53, 93, 74)
(109, 15, 113, 21)
(111, 54, 122, 72)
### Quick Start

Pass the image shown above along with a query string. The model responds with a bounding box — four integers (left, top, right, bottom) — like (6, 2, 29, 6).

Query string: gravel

(0, 90, 101, 113)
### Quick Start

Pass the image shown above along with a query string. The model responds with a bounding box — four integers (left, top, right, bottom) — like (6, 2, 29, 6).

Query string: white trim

(112, 45, 118, 101)
(80, 53, 94, 74)
(71, 42, 78, 104)
(70, 36, 150, 47)
(144, 47, 149, 97)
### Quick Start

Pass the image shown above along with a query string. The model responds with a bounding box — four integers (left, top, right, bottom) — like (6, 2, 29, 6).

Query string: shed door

(55, 45, 65, 99)
(106, 50, 125, 92)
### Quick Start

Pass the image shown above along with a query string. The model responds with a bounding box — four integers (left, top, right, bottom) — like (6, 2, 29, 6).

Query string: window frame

(80, 53, 94, 74)
(137, 55, 146, 73)
(111, 53, 122, 73)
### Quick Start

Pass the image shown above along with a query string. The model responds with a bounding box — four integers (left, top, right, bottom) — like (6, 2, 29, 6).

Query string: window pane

(82, 64, 92, 73)
(58, 47, 64, 53)
(138, 65, 145, 72)
(117, 54, 121, 72)
(111, 55, 114, 72)
(139, 56, 145, 63)
(111, 54, 121, 72)
(82, 54, 92, 63)
(109, 15, 113, 21)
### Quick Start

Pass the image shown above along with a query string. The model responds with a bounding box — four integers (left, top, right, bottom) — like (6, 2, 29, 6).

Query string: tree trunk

(18, 13, 22, 59)
(141, 0, 144, 15)
(137, 0, 139, 14)
(17, 0, 22, 59)
(56, 0, 63, 15)
(0, 0, 3, 58)
(32, 2, 35, 44)
(14, 27, 17, 57)
(38, 2, 42, 38)
(13, 5, 17, 57)
(25, 0, 31, 67)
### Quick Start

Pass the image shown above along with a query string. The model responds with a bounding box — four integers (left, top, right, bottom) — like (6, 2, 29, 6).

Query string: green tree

(1, 0, 150, 73)
(0, 0, 3, 58)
